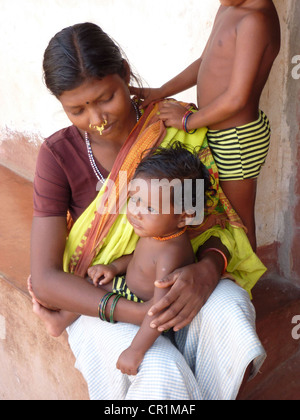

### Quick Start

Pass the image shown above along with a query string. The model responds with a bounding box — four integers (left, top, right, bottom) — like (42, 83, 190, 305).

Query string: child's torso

(197, 3, 280, 130)
(125, 235, 194, 302)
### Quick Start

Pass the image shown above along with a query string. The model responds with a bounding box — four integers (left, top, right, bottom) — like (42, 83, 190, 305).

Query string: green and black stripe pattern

(207, 110, 271, 181)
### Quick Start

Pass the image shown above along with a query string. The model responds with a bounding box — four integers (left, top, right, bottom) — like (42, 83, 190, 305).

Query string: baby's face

(127, 176, 184, 238)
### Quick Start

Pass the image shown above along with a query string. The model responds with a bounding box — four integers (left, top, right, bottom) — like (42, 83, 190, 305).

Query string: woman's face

(59, 75, 134, 142)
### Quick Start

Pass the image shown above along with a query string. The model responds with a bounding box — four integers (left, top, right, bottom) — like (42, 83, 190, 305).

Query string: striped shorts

(207, 110, 271, 181)
(112, 275, 143, 303)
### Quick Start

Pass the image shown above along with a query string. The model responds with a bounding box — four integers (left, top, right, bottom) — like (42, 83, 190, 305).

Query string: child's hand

(116, 346, 145, 376)
(87, 264, 117, 287)
(159, 102, 188, 130)
(129, 86, 165, 108)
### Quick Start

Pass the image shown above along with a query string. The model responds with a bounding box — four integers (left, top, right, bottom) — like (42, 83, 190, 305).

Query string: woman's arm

(31, 217, 147, 326)
(148, 236, 229, 332)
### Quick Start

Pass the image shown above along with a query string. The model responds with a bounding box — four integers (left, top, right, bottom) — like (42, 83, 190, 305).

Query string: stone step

(245, 350, 300, 400)
(0, 165, 89, 399)
(239, 276, 300, 400)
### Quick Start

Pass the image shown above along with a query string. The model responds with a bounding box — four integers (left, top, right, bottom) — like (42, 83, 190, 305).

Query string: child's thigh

(220, 178, 257, 224)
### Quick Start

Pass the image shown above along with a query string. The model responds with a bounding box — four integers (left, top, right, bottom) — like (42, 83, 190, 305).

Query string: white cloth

(67, 280, 266, 400)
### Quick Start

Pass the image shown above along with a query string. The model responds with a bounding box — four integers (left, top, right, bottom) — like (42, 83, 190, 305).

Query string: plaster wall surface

(0, 0, 296, 250)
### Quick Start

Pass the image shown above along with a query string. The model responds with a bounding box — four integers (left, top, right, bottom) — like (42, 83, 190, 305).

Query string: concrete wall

(282, 0, 300, 285)
(0, 0, 219, 138)
(0, 0, 299, 283)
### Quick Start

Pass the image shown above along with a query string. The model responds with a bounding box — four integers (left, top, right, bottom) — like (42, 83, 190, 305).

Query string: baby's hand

(87, 264, 117, 287)
(116, 347, 145, 376)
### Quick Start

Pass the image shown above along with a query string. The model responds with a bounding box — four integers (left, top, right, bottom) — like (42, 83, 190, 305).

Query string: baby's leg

(220, 178, 257, 251)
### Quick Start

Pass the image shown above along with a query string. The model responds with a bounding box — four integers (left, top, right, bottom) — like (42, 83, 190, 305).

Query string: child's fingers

(87, 266, 96, 276)
(92, 278, 100, 287)
(99, 273, 114, 285)
(88, 266, 104, 281)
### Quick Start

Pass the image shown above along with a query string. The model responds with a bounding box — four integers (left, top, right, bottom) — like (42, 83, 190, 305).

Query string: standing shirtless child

(134, 0, 281, 251)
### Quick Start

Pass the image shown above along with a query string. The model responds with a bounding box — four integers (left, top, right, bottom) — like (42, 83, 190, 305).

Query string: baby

(88, 141, 211, 375)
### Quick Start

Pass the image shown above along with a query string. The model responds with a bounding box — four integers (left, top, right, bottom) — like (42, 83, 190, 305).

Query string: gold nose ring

(89, 120, 108, 135)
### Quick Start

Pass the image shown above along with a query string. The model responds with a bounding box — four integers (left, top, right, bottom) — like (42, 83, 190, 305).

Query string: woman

(30, 22, 266, 400)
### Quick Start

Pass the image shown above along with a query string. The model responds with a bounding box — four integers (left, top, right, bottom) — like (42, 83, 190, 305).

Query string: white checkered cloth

(67, 280, 266, 400)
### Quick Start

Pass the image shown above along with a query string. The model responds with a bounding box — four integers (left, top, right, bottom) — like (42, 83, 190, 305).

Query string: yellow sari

(63, 102, 266, 297)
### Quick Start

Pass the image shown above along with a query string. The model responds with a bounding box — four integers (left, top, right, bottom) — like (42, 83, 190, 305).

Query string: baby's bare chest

(125, 244, 158, 301)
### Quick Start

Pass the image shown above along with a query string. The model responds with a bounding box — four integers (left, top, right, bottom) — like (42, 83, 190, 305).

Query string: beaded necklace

(153, 226, 188, 242)
(85, 100, 141, 184)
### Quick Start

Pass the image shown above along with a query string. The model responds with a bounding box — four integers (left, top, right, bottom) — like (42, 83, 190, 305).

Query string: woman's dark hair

(134, 141, 212, 210)
(43, 22, 141, 97)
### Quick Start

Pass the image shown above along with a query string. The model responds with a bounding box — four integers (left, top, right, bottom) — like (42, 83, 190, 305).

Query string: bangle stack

(98, 292, 122, 324)
(182, 111, 197, 134)
(201, 248, 228, 276)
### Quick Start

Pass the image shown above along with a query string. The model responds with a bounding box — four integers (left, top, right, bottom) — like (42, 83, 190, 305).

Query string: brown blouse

(33, 125, 109, 222)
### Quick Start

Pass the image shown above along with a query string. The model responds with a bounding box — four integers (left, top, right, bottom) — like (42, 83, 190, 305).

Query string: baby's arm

(88, 254, 133, 287)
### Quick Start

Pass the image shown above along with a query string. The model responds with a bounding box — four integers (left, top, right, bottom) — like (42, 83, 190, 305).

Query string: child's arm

(88, 254, 133, 287)
(130, 57, 202, 108)
(160, 57, 202, 98)
(159, 14, 274, 130)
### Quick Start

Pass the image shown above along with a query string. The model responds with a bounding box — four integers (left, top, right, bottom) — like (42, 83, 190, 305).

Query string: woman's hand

(148, 258, 220, 332)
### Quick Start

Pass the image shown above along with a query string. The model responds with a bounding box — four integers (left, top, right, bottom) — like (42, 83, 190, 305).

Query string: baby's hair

(134, 141, 211, 210)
